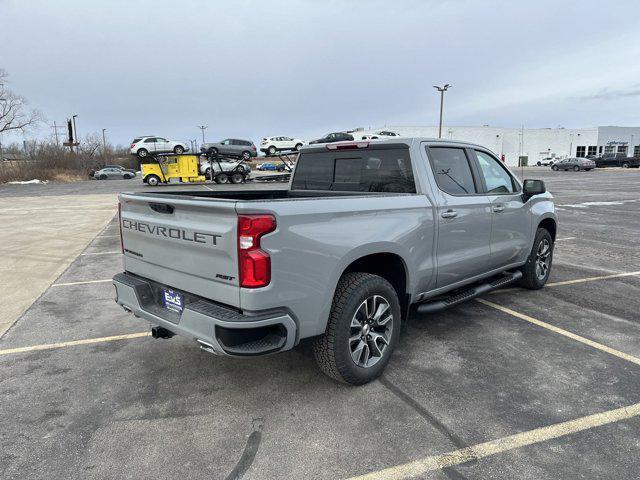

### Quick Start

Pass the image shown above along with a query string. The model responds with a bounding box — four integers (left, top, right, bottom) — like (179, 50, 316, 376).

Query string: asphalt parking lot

(1, 167, 639, 479)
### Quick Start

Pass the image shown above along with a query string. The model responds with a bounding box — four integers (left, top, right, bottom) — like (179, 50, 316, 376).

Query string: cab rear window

(291, 148, 415, 193)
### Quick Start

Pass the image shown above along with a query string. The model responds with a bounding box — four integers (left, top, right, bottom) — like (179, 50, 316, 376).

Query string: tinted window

(132, 138, 142, 143)
(291, 148, 415, 193)
(144, 138, 156, 143)
(428, 147, 476, 195)
(475, 150, 515, 194)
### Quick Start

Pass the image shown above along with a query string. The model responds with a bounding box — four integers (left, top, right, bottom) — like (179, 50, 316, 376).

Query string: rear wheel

(295, 143, 303, 151)
(573, 165, 580, 171)
(123, 173, 132, 179)
(215, 173, 229, 184)
(230, 172, 244, 184)
(205, 167, 213, 180)
(99, 174, 107, 180)
(174, 145, 184, 154)
(537, 161, 542, 166)
(268, 145, 277, 155)
(146, 175, 160, 186)
(552, 165, 559, 171)
(313, 272, 401, 385)
(518, 228, 553, 290)
(242, 151, 251, 160)
(137, 148, 148, 158)
(622, 161, 630, 168)
(208, 147, 218, 156)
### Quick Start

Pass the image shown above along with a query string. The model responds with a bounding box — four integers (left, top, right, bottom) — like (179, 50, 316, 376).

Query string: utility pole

(72, 114, 79, 148)
(197, 125, 208, 143)
(51, 121, 65, 146)
(433, 84, 451, 138)
(102, 128, 107, 154)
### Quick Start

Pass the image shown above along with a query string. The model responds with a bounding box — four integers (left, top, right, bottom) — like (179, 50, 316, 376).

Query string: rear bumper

(112, 272, 297, 356)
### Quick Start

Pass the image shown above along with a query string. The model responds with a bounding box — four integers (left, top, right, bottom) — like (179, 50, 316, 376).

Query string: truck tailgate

(119, 193, 240, 308)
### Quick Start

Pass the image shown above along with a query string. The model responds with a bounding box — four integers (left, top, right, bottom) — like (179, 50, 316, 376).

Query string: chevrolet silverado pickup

(113, 139, 557, 385)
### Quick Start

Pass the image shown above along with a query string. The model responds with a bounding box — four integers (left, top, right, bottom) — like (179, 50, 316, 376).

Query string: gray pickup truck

(113, 139, 557, 385)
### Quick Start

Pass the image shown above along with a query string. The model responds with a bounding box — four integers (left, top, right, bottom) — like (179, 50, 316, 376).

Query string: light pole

(433, 84, 451, 138)
(198, 125, 208, 143)
(72, 114, 79, 152)
(102, 128, 107, 154)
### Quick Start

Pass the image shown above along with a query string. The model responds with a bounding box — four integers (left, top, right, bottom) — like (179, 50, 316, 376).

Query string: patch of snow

(7, 179, 49, 185)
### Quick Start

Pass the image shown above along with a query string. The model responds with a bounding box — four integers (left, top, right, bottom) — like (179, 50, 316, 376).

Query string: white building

(354, 125, 640, 166)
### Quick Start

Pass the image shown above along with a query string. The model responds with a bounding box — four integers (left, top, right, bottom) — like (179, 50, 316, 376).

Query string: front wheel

(174, 145, 184, 154)
(552, 165, 559, 171)
(268, 146, 277, 155)
(295, 143, 303, 151)
(242, 151, 251, 160)
(99, 174, 107, 180)
(537, 161, 542, 166)
(215, 173, 229, 184)
(137, 149, 148, 158)
(518, 228, 553, 290)
(573, 165, 580, 171)
(146, 175, 160, 186)
(622, 162, 630, 168)
(313, 272, 401, 385)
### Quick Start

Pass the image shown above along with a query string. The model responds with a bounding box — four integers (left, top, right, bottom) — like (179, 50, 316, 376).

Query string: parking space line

(490, 270, 640, 294)
(348, 401, 640, 480)
(546, 271, 640, 287)
(555, 237, 576, 241)
(0, 332, 150, 356)
(80, 251, 121, 256)
(96, 234, 120, 238)
(51, 279, 112, 287)
(476, 298, 640, 367)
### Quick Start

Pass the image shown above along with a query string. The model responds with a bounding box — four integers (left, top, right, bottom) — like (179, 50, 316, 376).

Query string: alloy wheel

(535, 238, 551, 281)
(349, 295, 393, 368)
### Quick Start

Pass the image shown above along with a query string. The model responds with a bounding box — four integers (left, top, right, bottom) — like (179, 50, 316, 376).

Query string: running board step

(416, 271, 522, 314)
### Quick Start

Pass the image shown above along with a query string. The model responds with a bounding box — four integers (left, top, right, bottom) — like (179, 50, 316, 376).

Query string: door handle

(441, 209, 458, 219)
(492, 204, 505, 213)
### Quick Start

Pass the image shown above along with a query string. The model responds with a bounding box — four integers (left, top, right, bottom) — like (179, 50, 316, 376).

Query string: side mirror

(523, 179, 546, 200)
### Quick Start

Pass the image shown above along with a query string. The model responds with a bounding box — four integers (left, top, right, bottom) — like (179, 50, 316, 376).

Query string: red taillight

(326, 142, 369, 150)
(117, 201, 124, 253)
(251, 145, 256, 150)
(131, 143, 136, 149)
(237, 214, 276, 288)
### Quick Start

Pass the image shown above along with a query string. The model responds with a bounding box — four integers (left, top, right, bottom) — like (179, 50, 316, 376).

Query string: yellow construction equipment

(141, 154, 206, 186)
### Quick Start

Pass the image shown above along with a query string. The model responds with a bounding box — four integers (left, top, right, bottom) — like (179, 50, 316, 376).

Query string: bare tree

(0, 69, 43, 134)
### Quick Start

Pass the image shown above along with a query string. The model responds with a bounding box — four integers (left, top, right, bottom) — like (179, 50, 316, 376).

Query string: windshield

(291, 148, 416, 193)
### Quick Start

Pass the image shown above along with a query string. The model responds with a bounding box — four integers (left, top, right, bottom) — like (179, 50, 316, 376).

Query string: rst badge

(162, 289, 184, 313)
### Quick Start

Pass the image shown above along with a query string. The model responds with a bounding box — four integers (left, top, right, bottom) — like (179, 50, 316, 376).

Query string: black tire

(277, 165, 285, 172)
(137, 148, 148, 158)
(573, 165, 580, 171)
(205, 167, 212, 180)
(208, 147, 218, 156)
(146, 175, 160, 186)
(99, 174, 107, 180)
(585, 168, 592, 171)
(242, 151, 251, 160)
(268, 145, 277, 155)
(230, 172, 244, 184)
(123, 173, 132, 179)
(174, 145, 184, 154)
(518, 228, 554, 290)
(295, 143, 303, 151)
(313, 272, 401, 385)
(622, 162, 630, 168)
(537, 161, 542, 166)
(552, 165, 559, 171)
(215, 173, 229, 184)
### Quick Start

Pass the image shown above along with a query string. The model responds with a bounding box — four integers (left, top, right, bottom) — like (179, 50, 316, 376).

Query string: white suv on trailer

(260, 136, 305, 155)
(130, 136, 189, 158)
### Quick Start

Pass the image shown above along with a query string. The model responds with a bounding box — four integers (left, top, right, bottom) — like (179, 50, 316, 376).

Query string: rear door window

(427, 147, 477, 195)
(291, 148, 416, 193)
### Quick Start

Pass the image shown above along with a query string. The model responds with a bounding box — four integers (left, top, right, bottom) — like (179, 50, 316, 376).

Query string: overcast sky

(1, 0, 639, 147)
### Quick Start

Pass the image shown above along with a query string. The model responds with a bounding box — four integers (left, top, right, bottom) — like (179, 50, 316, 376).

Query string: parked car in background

(260, 136, 305, 155)
(130, 136, 189, 158)
(376, 130, 400, 137)
(594, 154, 640, 168)
(536, 158, 556, 166)
(551, 158, 595, 171)
(308, 132, 354, 144)
(93, 167, 136, 180)
(103, 164, 137, 174)
(200, 139, 257, 160)
(257, 162, 286, 171)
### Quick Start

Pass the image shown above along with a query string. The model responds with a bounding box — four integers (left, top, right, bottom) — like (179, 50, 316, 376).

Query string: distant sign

(606, 141, 628, 145)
